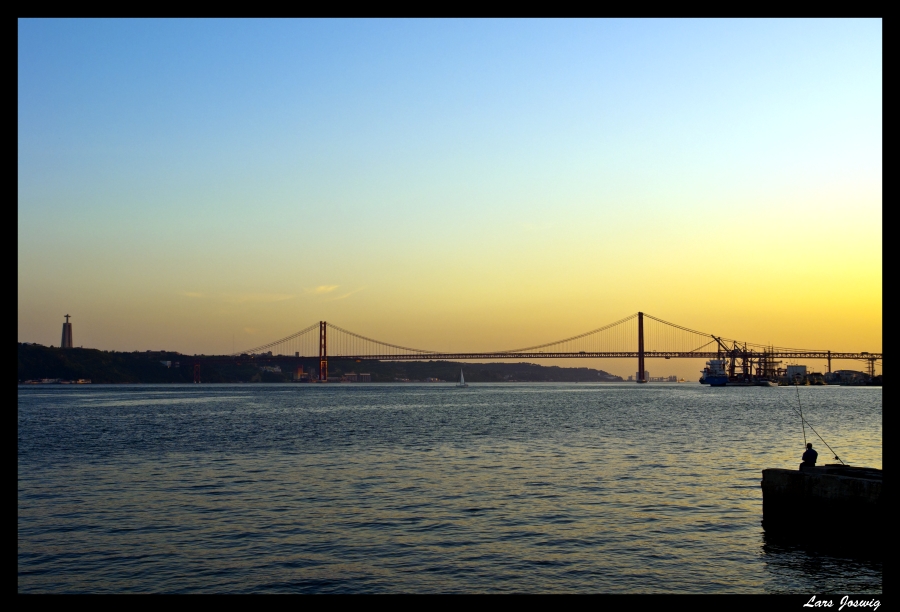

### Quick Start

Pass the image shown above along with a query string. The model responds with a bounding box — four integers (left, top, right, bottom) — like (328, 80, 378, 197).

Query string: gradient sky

(18, 19, 882, 378)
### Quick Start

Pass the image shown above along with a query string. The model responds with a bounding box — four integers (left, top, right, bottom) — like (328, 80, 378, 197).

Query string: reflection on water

(761, 534, 883, 593)
(18, 384, 881, 593)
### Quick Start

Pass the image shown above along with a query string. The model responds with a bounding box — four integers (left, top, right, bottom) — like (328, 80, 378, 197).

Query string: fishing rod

(791, 381, 847, 466)
(796, 383, 807, 447)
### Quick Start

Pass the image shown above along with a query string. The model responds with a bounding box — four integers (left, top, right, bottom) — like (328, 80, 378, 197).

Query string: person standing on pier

(800, 443, 818, 469)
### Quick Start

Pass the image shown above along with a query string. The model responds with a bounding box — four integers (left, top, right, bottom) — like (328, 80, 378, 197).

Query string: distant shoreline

(18, 343, 625, 384)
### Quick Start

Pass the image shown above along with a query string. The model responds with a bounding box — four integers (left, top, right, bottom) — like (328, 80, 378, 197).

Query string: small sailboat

(457, 369, 468, 388)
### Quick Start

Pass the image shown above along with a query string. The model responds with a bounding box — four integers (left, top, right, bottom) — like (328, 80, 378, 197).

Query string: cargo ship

(700, 357, 781, 387)
(699, 359, 728, 386)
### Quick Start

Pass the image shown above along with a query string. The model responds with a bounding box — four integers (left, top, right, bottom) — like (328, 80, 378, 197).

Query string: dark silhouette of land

(17, 343, 624, 384)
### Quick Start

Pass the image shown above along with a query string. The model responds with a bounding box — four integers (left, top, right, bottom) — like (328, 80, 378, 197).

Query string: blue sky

(18, 19, 881, 375)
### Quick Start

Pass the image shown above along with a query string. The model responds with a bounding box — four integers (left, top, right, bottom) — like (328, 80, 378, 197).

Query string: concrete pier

(761, 465, 882, 549)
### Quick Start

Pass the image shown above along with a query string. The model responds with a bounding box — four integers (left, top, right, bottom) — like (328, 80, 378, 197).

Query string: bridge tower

(319, 321, 328, 381)
(637, 311, 646, 383)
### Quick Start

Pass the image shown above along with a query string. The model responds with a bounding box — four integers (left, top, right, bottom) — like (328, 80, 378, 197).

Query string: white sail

(458, 369, 467, 387)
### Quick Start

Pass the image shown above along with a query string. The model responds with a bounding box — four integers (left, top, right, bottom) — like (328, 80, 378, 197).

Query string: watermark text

(804, 596, 881, 611)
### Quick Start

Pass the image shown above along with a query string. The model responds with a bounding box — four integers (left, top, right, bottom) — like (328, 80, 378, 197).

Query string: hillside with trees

(18, 343, 624, 384)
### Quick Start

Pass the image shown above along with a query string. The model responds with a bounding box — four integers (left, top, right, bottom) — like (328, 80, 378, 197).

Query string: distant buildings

(340, 373, 372, 382)
(824, 370, 870, 385)
(786, 365, 807, 383)
(629, 373, 680, 382)
(21, 378, 91, 384)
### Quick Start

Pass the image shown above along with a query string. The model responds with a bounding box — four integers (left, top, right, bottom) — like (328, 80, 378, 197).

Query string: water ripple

(19, 383, 881, 593)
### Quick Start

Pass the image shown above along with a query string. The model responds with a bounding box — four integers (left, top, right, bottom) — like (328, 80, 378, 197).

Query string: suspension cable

(326, 323, 439, 355)
(234, 323, 319, 356)
(496, 313, 639, 353)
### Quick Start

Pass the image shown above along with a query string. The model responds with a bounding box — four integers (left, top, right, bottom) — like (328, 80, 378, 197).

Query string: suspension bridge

(192, 312, 882, 383)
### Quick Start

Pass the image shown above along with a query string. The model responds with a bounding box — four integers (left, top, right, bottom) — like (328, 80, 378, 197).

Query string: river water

(18, 383, 882, 593)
